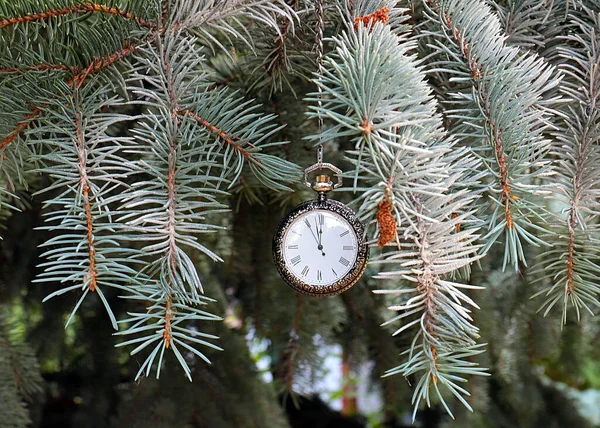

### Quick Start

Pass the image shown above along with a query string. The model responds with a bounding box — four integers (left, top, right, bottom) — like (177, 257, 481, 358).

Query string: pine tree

(0, 0, 599, 427)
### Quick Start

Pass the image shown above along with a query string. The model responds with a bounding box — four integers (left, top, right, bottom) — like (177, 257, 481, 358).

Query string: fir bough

(0, 0, 300, 381)
(419, 0, 559, 270)
(531, 5, 600, 324)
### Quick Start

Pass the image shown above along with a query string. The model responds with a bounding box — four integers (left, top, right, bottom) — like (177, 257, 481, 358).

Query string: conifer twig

(0, 2, 156, 29)
(0, 108, 41, 151)
(421, 0, 558, 270)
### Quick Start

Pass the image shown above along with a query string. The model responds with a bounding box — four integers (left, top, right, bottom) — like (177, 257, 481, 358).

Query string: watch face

(283, 210, 358, 286)
(273, 198, 369, 296)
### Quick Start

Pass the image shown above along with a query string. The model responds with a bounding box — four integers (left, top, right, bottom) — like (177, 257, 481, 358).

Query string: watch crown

(312, 175, 333, 193)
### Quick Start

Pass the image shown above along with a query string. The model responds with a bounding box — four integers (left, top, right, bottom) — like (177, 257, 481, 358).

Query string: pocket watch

(272, 162, 369, 297)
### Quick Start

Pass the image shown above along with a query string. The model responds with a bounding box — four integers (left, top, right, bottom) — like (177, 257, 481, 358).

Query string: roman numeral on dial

(343, 245, 354, 251)
(318, 214, 324, 225)
(301, 265, 310, 277)
(291, 255, 301, 266)
(339, 257, 350, 267)
(317, 270, 322, 281)
(287, 245, 298, 250)
(339, 230, 350, 237)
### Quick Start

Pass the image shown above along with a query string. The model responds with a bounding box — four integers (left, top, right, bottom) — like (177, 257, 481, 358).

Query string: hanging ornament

(271, 0, 369, 296)
(272, 162, 369, 296)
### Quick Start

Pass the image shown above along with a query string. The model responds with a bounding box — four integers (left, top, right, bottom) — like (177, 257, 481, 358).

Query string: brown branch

(563, 56, 598, 295)
(162, 99, 179, 348)
(566, 208, 576, 296)
(419, 267, 439, 384)
(564, 133, 596, 298)
(0, 2, 156, 29)
(163, 294, 173, 348)
(82, 185, 98, 292)
(0, 108, 41, 151)
(179, 109, 261, 165)
(68, 40, 139, 88)
(412, 194, 440, 384)
(494, 126, 515, 228)
(75, 110, 98, 293)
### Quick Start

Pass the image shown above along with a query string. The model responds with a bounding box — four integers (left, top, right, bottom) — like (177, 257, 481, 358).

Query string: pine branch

(0, 1, 157, 29)
(116, 31, 298, 379)
(420, 0, 559, 271)
(531, 5, 600, 324)
(171, 0, 298, 52)
(115, 33, 226, 379)
(32, 81, 139, 330)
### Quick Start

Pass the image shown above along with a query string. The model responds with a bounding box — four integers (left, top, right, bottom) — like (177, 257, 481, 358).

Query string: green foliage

(419, 0, 559, 271)
(0, 0, 301, 385)
(531, 4, 600, 324)
(1, 0, 600, 425)
(31, 81, 137, 330)
(0, 307, 43, 428)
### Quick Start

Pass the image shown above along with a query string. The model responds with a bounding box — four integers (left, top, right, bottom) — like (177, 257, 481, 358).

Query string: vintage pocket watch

(272, 162, 369, 296)
(274, 1, 368, 296)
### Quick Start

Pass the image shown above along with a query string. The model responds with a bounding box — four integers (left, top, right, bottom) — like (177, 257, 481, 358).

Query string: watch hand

(314, 218, 321, 245)
(304, 218, 319, 245)
(314, 218, 325, 256)
(321, 217, 326, 251)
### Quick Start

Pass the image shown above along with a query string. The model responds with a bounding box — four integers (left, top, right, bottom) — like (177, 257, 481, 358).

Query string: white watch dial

(282, 209, 358, 286)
